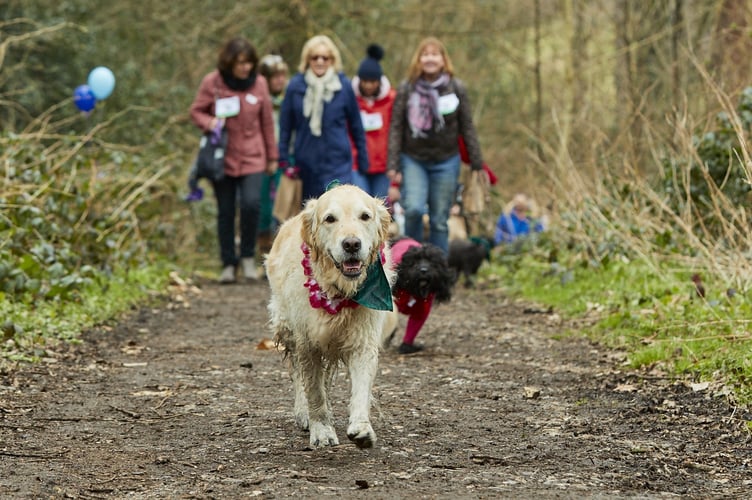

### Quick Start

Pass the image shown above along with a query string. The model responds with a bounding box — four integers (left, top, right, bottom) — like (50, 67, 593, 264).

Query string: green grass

(1, 260, 174, 363)
(485, 249, 752, 407)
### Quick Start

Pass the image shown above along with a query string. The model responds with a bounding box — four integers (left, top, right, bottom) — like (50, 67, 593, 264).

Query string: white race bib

(360, 111, 384, 132)
(215, 95, 241, 118)
(437, 93, 460, 115)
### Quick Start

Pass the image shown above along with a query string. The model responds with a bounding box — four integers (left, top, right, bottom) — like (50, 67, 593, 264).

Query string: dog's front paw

(309, 421, 339, 447)
(347, 421, 376, 449)
(294, 410, 309, 431)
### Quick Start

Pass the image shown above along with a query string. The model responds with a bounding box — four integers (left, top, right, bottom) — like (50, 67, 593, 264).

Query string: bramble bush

(0, 132, 179, 305)
(661, 86, 752, 234)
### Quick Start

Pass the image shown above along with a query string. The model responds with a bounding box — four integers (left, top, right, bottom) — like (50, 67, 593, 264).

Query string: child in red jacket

(351, 44, 396, 199)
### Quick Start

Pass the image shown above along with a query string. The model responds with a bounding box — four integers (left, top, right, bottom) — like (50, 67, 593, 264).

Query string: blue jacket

(495, 211, 544, 245)
(278, 72, 369, 200)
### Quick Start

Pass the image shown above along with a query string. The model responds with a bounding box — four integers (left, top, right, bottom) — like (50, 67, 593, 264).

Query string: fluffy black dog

(448, 237, 493, 288)
(393, 238, 454, 301)
(388, 237, 454, 353)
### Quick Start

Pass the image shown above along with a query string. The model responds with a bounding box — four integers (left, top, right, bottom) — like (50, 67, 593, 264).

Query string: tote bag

(463, 169, 489, 215)
(272, 174, 302, 222)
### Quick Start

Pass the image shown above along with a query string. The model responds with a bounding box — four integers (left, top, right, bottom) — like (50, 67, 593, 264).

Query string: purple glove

(184, 187, 204, 202)
(209, 120, 224, 146)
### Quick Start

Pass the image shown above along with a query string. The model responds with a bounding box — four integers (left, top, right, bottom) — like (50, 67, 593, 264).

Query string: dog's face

(394, 243, 453, 303)
(301, 184, 391, 292)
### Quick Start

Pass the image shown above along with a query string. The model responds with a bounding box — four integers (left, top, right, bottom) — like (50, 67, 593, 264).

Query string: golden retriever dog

(265, 184, 394, 449)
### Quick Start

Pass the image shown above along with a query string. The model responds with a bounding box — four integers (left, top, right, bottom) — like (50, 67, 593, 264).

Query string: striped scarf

(407, 73, 449, 138)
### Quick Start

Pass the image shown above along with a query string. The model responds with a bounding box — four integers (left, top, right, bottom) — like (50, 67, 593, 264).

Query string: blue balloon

(87, 66, 116, 100)
(73, 84, 96, 112)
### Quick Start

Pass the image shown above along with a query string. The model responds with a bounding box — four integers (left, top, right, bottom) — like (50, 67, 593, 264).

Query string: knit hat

(357, 44, 384, 80)
(259, 54, 288, 80)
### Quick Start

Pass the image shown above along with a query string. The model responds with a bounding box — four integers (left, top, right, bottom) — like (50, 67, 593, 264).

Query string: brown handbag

(463, 169, 489, 215)
(272, 174, 303, 222)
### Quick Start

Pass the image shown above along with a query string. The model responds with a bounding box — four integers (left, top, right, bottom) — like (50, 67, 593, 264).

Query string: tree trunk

(712, 0, 752, 93)
(534, 0, 543, 161)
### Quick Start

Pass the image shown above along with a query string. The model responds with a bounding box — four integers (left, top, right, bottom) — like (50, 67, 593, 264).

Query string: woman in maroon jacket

(190, 37, 278, 283)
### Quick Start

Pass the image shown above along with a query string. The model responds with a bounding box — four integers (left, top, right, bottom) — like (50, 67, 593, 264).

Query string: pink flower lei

(301, 243, 358, 314)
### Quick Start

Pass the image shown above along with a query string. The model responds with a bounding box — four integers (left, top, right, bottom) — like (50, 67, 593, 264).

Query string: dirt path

(1, 276, 749, 498)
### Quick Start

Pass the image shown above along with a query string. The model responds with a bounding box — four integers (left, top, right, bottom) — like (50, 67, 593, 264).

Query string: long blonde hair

(298, 35, 343, 73)
(406, 36, 454, 84)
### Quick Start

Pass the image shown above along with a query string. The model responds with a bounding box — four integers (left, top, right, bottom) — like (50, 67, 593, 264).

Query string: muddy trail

(1, 275, 750, 499)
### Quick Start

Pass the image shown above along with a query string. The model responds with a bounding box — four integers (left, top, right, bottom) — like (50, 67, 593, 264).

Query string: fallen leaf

(256, 338, 278, 350)
(690, 382, 710, 392)
(131, 390, 170, 397)
(614, 383, 638, 393)
(523, 386, 541, 399)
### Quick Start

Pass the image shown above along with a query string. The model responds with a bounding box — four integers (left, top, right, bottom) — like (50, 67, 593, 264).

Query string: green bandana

(353, 259, 393, 311)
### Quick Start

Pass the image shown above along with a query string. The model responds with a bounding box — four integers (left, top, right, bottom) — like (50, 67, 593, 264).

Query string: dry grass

(532, 78, 752, 292)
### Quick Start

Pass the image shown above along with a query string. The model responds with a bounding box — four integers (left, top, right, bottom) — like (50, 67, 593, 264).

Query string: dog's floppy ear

(374, 197, 391, 245)
(300, 198, 318, 256)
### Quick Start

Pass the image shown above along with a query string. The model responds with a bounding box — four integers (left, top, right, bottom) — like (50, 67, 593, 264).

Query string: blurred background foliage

(2, 0, 752, 300)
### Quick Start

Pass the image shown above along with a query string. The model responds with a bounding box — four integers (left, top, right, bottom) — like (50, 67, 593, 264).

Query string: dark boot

(398, 342, 424, 355)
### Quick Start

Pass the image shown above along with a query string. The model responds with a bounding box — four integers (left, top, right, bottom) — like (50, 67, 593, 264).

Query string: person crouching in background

(494, 193, 545, 245)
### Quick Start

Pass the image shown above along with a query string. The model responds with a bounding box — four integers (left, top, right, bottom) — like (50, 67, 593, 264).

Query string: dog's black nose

(342, 237, 361, 254)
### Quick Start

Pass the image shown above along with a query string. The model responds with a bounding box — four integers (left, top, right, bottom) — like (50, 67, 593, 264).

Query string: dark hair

(217, 37, 259, 73)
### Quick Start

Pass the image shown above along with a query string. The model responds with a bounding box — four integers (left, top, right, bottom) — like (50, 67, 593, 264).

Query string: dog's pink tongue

(343, 261, 363, 273)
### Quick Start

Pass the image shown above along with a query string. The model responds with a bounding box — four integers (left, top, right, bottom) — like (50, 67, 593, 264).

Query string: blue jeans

(213, 172, 264, 267)
(351, 171, 390, 199)
(400, 153, 460, 253)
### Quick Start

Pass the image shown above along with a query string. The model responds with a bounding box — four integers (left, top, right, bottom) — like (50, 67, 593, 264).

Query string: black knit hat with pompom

(357, 44, 384, 80)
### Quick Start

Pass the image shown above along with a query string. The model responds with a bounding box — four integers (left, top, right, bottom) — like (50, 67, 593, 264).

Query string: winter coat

(278, 71, 368, 200)
(350, 76, 396, 175)
(494, 211, 544, 245)
(387, 76, 483, 172)
(190, 70, 277, 177)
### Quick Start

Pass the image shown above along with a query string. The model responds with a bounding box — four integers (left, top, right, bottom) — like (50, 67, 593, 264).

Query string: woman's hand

(266, 160, 278, 176)
(388, 185, 401, 202)
(387, 169, 402, 185)
(208, 117, 224, 132)
(387, 170, 402, 202)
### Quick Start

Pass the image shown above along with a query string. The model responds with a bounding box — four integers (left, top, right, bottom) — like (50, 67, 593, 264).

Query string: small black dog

(448, 237, 493, 288)
(388, 237, 454, 353)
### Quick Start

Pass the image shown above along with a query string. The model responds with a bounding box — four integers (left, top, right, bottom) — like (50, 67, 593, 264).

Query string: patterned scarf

(407, 73, 450, 138)
(303, 67, 342, 136)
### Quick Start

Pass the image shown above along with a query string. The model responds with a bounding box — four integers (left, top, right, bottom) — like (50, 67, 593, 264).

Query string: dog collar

(301, 243, 358, 314)
(300, 242, 392, 314)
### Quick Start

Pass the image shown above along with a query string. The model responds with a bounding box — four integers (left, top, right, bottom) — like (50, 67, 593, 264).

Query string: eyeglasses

(310, 54, 331, 62)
